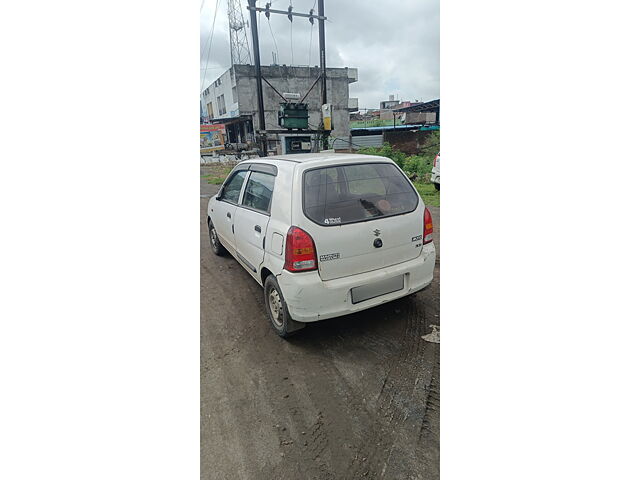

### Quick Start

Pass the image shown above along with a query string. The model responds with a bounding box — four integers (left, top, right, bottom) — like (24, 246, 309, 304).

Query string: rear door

(300, 161, 424, 281)
(233, 165, 277, 276)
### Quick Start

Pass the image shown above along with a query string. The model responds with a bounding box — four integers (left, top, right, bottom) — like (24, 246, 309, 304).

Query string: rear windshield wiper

(359, 198, 382, 217)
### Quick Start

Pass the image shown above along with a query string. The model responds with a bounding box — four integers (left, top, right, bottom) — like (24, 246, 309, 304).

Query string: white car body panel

(291, 159, 424, 282)
(212, 199, 237, 251)
(233, 207, 269, 275)
(278, 244, 435, 322)
(207, 153, 436, 323)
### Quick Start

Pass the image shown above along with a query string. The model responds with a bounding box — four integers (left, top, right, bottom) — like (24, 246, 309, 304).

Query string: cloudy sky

(200, 0, 439, 109)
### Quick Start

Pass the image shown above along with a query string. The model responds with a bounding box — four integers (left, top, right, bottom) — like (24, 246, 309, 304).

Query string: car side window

(220, 170, 247, 204)
(241, 171, 275, 214)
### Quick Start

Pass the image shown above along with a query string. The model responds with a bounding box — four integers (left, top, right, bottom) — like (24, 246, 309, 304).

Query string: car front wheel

(263, 275, 305, 338)
(208, 219, 226, 256)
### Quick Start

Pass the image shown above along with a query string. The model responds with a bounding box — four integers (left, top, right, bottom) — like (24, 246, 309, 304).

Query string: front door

(233, 170, 276, 277)
(212, 169, 248, 252)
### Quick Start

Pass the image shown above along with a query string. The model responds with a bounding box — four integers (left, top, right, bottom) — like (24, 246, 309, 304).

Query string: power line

(290, 20, 294, 64)
(307, 0, 316, 76)
(267, 17, 279, 63)
(201, 0, 220, 92)
(307, 12, 314, 66)
(200, 1, 215, 65)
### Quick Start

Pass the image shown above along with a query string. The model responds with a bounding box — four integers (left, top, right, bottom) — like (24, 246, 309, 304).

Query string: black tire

(434, 182, 440, 191)
(208, 219, 226, 256)
(263, 275, 306, 338)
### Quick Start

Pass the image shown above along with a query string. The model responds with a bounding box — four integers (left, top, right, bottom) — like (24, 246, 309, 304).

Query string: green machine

(278, 102, 309, 130)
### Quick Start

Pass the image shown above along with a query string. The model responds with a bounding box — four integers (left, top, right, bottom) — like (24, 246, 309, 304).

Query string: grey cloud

(201, 0, 439, 107)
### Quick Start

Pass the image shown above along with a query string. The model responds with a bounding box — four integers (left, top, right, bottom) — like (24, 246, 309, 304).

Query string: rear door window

(303, 163, 418, 225)
(241, 171, 275, 214)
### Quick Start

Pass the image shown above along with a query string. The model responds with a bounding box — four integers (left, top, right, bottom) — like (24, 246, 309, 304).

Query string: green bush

(413, 182, 440, 207)
(421, 130, 440, 165)
(359, 142, 407, 169)
(403, 155, 429, 178)
(357, 132, 440, 183)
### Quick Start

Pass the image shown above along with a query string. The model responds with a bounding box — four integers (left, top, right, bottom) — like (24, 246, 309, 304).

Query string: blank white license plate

(351, 275, 405, 304)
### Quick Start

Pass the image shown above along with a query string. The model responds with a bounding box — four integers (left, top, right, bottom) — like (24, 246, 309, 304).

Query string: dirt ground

(201, 165, 440, 479)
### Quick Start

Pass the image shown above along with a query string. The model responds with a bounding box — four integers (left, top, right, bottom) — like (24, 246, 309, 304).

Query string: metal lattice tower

(227, 0, 252, 65)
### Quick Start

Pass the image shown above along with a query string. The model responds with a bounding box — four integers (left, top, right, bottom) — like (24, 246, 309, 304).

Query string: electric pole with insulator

(246, 0, 330, 156)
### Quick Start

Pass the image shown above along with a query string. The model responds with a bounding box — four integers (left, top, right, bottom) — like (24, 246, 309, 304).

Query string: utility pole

(247, 0, 267, 156)
(318, 0, 327, 106)
(318, 0, 328, 149)
(246, 1, 329, 155)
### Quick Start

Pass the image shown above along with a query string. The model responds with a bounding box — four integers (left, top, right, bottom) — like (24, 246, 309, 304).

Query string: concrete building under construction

(201, 64, 358, 154)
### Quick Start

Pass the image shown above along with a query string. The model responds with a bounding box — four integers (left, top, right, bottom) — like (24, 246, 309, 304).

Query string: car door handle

(254, 225, 261, 233)
(226, 212, 231, 219)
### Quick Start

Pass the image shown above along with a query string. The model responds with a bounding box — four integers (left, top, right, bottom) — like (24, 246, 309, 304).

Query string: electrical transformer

(278, 102, 309, 129)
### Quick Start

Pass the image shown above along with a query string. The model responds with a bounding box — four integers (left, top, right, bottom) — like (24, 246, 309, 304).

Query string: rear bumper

(277, 243, 436, 322)
(430, 172, 440, 184)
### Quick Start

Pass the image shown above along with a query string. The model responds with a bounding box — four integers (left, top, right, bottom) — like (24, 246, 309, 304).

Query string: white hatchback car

(207, 153, 436, 337)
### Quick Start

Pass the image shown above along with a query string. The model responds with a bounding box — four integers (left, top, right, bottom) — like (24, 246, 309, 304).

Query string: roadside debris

(421, 325, 440, 343)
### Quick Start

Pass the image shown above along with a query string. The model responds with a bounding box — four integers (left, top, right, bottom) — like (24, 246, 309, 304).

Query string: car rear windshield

(303, 162, 419, 226)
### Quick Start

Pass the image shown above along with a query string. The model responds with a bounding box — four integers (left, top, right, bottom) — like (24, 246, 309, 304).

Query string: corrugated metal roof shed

(332, 135, 383, 150)
(394, 99, 440, 113)
(351, 124, 426, 133)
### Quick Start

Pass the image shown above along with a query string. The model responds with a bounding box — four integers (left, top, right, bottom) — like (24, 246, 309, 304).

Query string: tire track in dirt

(346, 296, 437, 479)
(249, 334, 378, 479)
(416, 347, 440, 479)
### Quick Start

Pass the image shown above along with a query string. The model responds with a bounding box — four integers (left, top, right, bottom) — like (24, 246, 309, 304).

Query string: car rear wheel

(434, 183, 440, 191)
(263, 275, 305, 338)
(208, 219, 226, 256)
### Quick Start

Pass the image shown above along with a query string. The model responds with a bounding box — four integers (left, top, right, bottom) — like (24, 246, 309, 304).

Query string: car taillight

(284, 226, 318, 272)
(433, 154, 438, 168)
(423, 208, 434, 244)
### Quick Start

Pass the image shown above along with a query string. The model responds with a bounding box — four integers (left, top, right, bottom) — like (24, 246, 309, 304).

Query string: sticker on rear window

(324, 217, 341, 225)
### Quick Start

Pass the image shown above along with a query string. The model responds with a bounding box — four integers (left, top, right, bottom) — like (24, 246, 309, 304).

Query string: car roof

(237, 153, 394, 169)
